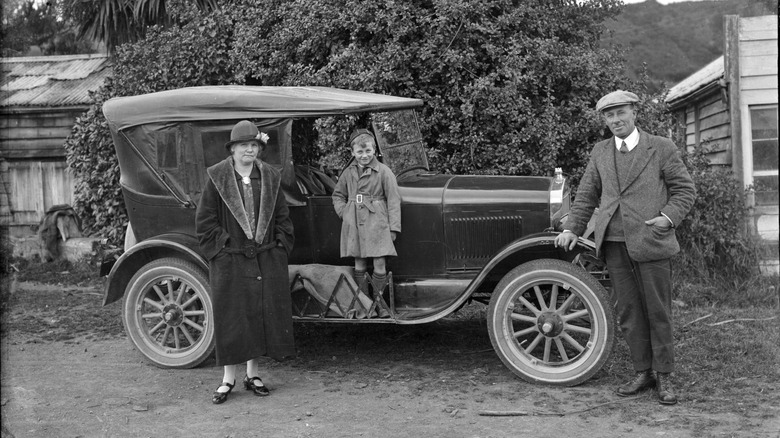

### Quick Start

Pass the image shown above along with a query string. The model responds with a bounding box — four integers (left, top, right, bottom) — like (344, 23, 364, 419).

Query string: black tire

(487, 259, 615, 386)
(122, 257, 215, 369)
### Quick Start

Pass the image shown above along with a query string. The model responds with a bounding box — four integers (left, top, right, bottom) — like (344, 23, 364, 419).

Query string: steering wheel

(395, 165, 429, 179)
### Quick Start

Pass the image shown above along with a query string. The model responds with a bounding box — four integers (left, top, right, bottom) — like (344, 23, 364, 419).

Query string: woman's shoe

(212, 380, 236, 404)
(244, 375, 270, 396)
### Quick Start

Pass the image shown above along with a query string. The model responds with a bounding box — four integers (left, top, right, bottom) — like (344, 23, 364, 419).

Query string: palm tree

(64, 0, 218, 52)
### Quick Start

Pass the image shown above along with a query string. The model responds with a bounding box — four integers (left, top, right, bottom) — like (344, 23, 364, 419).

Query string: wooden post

(723, 15, 743, 187)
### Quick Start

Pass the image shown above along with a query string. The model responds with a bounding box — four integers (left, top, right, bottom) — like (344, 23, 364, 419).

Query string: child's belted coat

(333, 158, 401, 258)
(196, 157, 295, 366)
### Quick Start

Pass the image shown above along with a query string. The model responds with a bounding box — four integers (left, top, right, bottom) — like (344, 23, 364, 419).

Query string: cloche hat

(596, 90, 640, 112)
(225, 120, 268, 150)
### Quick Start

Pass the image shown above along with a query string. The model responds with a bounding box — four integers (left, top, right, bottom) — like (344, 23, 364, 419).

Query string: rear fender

(102, 234, 208, 306)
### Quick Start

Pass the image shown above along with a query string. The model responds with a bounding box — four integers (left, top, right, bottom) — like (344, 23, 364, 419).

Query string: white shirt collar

(614, 128, 639, 151)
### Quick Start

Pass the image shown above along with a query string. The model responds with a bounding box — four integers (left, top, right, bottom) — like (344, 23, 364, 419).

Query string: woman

(196, 120, 295, 404)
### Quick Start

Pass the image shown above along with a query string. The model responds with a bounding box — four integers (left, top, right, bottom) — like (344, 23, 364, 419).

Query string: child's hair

(348, 129, 376, 151)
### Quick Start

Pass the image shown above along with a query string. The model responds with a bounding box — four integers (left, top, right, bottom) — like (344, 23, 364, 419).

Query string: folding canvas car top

(102, 86, 424, 131)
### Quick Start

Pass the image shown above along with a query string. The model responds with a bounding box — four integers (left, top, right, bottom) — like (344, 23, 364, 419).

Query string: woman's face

(231, 141, 260, 166)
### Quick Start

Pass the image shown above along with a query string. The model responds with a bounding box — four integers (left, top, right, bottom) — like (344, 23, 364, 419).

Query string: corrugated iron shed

(1, 54, 111, 108)
(665, 55, 724, 108)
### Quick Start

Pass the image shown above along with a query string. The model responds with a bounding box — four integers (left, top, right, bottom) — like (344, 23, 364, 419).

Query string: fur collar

(206, 157, 281, 243)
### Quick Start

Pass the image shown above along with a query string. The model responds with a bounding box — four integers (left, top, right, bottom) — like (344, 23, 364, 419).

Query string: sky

(622, 0, 719, 3)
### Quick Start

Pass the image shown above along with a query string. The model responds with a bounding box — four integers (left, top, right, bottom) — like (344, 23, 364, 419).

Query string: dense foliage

(229, 0, 627, 181)
(63, 5, 236, 240)
(65, 79, 126, 243)
(675, 150, 759, 281)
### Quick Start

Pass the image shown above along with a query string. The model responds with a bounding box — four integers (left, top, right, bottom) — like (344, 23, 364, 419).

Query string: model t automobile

(101, 86, 614, 386)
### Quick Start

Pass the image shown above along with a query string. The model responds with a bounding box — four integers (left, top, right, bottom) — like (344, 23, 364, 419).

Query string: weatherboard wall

(736, 15, 779, 274)
(0, 55, 109, 236)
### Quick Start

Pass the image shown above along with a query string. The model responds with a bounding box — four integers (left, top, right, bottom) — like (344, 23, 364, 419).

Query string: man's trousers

(603, 241, 675, 373)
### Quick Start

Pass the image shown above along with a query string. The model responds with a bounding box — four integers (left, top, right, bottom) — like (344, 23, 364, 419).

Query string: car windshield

(372, 110, 428, 175)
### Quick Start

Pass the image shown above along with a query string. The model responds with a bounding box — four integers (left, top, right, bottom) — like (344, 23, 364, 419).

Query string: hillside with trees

(601, 0, 776, 92)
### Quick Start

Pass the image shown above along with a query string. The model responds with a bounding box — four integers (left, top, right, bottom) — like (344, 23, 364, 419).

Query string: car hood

(398, 173, 552, 205)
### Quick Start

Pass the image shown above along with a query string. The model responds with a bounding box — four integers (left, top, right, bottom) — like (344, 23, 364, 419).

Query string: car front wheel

(487, 258, 615, 386)
(122, 257, 215, 369)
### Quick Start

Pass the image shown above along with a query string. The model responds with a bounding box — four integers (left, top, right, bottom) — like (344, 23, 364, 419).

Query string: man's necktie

(620, 141, 629, 153)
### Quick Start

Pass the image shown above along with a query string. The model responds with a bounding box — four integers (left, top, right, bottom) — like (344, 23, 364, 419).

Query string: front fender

(408, 232, 600, 324)
(466, 231, 599, 295)
(102, 234, 208, 306)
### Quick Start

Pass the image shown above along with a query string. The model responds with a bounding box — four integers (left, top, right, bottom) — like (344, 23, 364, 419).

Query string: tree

(62, 0, 218, 52)
(1, 0, 95, 56)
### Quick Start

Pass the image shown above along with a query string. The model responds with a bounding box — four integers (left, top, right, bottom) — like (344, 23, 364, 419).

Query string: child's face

(351, 140, 376, 166)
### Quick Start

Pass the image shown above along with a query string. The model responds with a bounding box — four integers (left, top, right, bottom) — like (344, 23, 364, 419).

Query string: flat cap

(596, 90, 639, 112)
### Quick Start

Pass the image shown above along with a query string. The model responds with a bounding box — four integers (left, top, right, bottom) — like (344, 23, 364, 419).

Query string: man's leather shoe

(616, 370, 655, 396)
(656, 372, 678, 405)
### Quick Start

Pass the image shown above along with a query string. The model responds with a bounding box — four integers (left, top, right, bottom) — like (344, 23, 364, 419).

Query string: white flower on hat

(256, 132, 270, 144)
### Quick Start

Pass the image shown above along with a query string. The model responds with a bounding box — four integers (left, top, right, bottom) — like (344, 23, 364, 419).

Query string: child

(332, 129, 401, 307)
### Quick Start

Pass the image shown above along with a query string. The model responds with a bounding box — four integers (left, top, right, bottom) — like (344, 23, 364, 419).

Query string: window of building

(750, 104, 779, 206)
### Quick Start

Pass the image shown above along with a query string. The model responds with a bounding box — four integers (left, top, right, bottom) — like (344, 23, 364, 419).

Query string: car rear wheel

(122, 257, 215, 369)
(487, 258, 614, 386)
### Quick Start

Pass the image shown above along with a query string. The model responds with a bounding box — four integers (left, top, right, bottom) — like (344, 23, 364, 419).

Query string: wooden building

(666, 15, 778, 274)
(0, 54, 111, 237)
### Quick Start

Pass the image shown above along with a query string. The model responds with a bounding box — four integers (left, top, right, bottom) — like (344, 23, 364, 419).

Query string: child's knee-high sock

(354, 269, 369, 293)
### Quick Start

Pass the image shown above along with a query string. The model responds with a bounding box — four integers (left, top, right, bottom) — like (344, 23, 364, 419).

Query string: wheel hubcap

(162, 304, 183, 326)
(537, 312, 563, 337)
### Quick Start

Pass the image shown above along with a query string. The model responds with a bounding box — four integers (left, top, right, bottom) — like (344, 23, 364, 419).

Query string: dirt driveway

(1, 280, 777, 438)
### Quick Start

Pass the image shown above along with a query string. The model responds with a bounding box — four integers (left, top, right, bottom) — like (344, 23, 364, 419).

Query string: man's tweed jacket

(567, 128, 696, 262)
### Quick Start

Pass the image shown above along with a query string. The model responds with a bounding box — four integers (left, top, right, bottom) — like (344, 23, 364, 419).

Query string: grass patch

(1, 284, 124, 341)
(673, 261, 779, 308)
(9, 257, 104, 288)
(669, 306, 779, 434)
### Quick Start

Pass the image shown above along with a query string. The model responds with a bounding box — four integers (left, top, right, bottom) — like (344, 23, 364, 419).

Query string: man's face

(231, 140, 260, 165)
(351, 141, 376, 166)
(602, 104, 637, 139)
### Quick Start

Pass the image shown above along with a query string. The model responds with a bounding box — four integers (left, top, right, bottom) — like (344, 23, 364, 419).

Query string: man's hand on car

(554, 230, 578, 251)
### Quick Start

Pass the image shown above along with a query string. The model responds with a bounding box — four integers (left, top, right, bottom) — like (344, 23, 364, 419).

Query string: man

(554, 90, 696, 405)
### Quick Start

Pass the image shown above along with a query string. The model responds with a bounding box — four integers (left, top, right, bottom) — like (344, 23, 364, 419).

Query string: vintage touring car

(101, 86, 613, 386)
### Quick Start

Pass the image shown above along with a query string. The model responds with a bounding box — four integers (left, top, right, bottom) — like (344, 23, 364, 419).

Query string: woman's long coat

(332, 158, 401, 258)
(196, 157, 295, 366)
